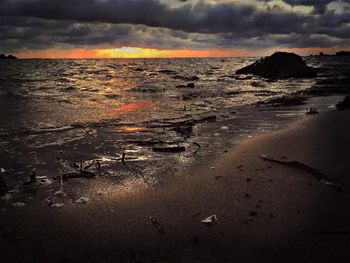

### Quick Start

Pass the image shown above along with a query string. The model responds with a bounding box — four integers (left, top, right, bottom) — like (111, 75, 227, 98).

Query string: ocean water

(0, 57, 349, 186)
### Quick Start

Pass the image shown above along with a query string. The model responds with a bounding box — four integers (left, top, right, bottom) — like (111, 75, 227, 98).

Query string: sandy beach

(1, 108, 349, 263)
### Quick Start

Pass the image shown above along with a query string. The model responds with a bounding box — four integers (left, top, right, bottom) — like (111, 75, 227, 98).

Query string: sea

(0, 56, 349, 188)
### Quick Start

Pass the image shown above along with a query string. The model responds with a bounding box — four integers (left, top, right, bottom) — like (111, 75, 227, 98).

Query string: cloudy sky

(0, 0, 349, 58)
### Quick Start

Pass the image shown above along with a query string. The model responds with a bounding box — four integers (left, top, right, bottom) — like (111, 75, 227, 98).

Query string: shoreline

(1, 108, 350, 262)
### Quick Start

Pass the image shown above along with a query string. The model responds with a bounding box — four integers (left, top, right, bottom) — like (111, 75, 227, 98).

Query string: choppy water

(0, 57, 349, 187)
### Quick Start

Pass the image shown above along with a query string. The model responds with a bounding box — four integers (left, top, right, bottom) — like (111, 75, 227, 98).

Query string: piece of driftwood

(152, 145, 186, 153)
(193, 142, 202, 154)
(55, 171, 96, 181)
(201, 215, 218, 225)
(259, 154, 342, 191)
(122, 152, 126, 165)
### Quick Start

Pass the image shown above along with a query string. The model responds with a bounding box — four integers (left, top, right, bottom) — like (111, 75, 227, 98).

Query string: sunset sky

(1, 0, 349, 58)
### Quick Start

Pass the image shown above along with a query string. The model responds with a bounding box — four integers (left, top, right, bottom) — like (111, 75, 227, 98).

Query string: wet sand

(1, 109, 350, 263)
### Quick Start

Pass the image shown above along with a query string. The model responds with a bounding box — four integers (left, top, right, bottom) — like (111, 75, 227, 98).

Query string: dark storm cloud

(283, 0, 334, 13)
(283, 0, 350, 14)
(0, 0, 323, 34)
(0, 0, 349, 53)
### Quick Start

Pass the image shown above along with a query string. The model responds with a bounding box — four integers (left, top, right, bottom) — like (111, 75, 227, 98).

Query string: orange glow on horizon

(15, 46, 349, 59)
(16, 47, 257, 59)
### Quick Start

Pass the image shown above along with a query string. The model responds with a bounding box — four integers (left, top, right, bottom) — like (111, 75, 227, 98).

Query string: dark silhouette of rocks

(336, 51, 350, 57)
(236, 52, 317, 79)
(0, 53, 17, 59)
(336, 96, 350, 111)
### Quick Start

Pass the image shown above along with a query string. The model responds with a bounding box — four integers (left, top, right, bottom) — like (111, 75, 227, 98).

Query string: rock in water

(0, 53, 17, 59)
(236, 52, 317, 79)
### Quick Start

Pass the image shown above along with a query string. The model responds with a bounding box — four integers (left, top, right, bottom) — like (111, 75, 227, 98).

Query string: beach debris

(336, 95, 350, 111)
(193, 142, 202, 154)
(220, 126, 229, 131)
(259, 154, 342, 191)
(23, 171, 37, 185)
(305, 107, 319, 115)
(176, 82, 195, 88)
(149, 217, 165, 233)
(172, 75, 199, 81)
(54, 190, 66, 197)
(201, 215, 218, 225)
(10, 202, 26, 208)
(121, 152, 126, 165)
(50, 203, 65, 208)
(257, 95, 305, 107)
(75, 197, 89, 204)
(55, 158, 97, 181)
(235, 75, 253, 80)
(152, 144, 186, 153)
(55, 171, 97, 181)
(96, 160, 101, 171)
(157, 69, 176, 74)
(0, 168, 6, 173)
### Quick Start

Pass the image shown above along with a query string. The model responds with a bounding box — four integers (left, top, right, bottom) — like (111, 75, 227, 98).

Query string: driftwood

(259, 154, 342, 191)
(122, 152, 126, 165)
(193, 142, 202, 154)
(152, 145, 186, 153)
(56, 158, 97, 181)
(54, 171, 96, 181)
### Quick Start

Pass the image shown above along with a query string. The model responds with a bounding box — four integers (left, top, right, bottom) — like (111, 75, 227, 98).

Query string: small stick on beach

(258, 154, 342, 191)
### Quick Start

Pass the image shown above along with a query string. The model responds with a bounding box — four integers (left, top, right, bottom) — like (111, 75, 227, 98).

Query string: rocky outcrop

(236, 52, 317, 79)
(0, 53, 18, 59)
(336, 51, 350, 57)
(336, 96, 350, 111)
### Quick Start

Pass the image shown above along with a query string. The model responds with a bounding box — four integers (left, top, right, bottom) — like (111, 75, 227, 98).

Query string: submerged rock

(236, 52, 317, 79)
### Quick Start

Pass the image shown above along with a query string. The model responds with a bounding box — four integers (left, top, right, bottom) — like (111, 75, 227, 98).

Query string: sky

(0, 0, 349, 58)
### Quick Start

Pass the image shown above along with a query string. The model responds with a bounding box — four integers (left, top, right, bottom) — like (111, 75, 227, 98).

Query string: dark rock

(336, 51, 350, 57)
(7, 55, 17, 59)
(336, 95, 350, 111)
(152, 144, 186, 153)
(176, 83, 195, 89)
(236, 52, 317, 79)
(0, 53, 17, 59)
(157, 69, 177, 74)
(172, 75, 199, 81)
(0, 175, 7, 195)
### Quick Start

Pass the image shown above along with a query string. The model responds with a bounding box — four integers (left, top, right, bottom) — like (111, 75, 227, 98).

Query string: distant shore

(1, 108, 349, 263)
